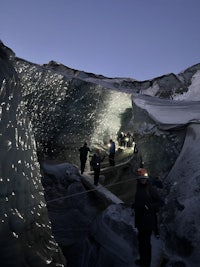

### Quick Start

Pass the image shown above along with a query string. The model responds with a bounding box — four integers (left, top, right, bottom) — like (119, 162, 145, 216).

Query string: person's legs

(80, 159, 86, 174)
(137, 229, 152, 267)
(109, 154, 115, 166)
(94, 168, 100, 185)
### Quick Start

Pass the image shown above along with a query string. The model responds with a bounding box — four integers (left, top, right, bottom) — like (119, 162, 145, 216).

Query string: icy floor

(82, 172, 164, 267)
(42, 158, 164, 267)
(151, 235, 163, 267)
(128, 235, 163, 267)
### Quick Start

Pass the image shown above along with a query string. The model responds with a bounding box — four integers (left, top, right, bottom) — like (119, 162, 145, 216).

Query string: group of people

(118, 131, 135, 148)
(79, 142, 164, 267)
(79, 139, 116, 185)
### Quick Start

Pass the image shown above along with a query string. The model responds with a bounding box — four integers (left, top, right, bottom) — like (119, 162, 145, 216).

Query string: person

(109, 139, 116, 166)
(122, 133, 127, 148)
(79, 142, 91, 174)
(133, 173, 163, 267)
(118, 131, 123, 146)
(90, 149, 104, 186)
(136, 167, 147, 176)
(134, 143, 138, 153)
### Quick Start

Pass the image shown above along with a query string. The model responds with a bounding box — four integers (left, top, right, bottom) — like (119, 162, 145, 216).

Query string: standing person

(133, 173, 163, 267)
(118, 132, 123, 146)
(79, 142, 91, 174)
(109, 139, 116, 166)
(90, 149, 104, 186)
(134, 143, 138, 153)
(126, 132, 131, 147)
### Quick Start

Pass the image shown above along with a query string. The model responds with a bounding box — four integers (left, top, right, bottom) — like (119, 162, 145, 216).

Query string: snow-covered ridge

(40, 60, 200, 101)
(133, 94, 200, 127)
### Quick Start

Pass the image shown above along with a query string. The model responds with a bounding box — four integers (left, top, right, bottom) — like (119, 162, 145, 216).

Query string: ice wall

(14, 59, 133, 166)
(0, 43, 65, 266)
(162, 123, 200, 267)
(132, 93, 200, 266)
(5, 39, 200, 266)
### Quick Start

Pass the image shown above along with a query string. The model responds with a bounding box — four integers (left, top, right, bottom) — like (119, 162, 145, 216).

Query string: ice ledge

(81, 174, 124, 205)
(133, 94, 200, 127)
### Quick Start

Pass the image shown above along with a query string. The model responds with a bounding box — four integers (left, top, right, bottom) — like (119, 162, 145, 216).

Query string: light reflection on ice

(12, 232, 19, 238)
(91, 90, 132, 146)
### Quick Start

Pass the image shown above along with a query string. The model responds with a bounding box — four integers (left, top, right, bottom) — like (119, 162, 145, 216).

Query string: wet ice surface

(41, 160, 164, 267)
(0, 54, 65, 265)
(41, 161, 139, 267)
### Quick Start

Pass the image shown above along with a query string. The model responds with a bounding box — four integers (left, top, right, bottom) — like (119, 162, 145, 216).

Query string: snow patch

(173, 70, 200, 101)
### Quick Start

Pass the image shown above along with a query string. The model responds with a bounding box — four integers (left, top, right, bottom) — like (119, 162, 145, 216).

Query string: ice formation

(1, 38, 200, 266)
(0, 42, 65, 266)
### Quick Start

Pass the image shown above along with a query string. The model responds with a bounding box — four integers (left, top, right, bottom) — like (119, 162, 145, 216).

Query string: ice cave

(1, 40, 200, 267)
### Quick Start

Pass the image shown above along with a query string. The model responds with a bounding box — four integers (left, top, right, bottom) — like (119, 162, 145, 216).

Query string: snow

(133, 94, 200, 127)
(141, 81, 160, 96)
(174, 70, 200, 101)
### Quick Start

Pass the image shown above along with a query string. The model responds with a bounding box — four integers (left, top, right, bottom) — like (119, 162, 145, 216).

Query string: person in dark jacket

(79, 142, 91, 174)
(133, 173, 163, 267)
(90, 149, 104, 186)
(109, 139, 116, 166)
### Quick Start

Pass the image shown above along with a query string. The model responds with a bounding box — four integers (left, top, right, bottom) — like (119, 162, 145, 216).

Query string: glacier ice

(0, 42, 65, 266)
(1, 39, 200, 266)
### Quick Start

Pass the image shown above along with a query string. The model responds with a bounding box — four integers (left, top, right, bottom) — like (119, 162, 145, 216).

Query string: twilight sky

(1, 0, 200, 81)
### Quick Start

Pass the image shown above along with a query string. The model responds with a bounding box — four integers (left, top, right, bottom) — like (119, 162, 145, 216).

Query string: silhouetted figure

(90, 149, 104, 186)
(126, 132, 131, 147)
(122, 133, 126, 147)
(120, 132, 126, 147)
(79, 142, 90, 174)
(129, 133, 135, 148)
(109, 139, 116, 166)
(118, 132, 123, 146)
(134, 143, 138, 153)
(133, 174, 163, 267)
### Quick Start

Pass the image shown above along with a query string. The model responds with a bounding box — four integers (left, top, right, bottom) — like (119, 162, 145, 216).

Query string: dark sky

(1, 0, 200, 80)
